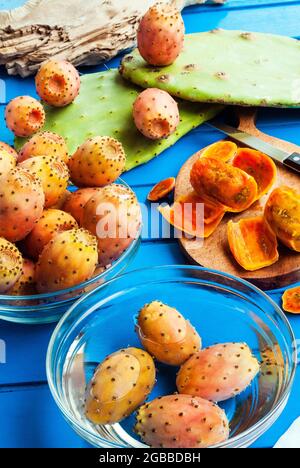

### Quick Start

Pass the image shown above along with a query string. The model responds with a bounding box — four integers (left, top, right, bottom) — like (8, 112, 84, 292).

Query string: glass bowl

(0, 179, 140, 324)
(46, 265, 296, 448)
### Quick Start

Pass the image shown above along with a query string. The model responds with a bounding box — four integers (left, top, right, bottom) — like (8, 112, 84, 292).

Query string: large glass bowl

(46, 265, 296, 448)
(0, 179, 140, 324)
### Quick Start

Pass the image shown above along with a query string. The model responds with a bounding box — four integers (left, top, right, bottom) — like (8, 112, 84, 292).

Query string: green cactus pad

(120, 30, 300, 108)
(15, 69, 222, 171)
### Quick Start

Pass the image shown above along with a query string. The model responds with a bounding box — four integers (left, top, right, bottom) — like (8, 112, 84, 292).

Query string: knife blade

(208, 119, 300, 174)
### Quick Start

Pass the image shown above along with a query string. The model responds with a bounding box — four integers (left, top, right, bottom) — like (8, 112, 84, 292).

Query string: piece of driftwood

(0, 0, 225, 77)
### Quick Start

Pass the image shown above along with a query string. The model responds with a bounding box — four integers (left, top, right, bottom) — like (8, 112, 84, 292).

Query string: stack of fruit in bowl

(84, 300, 260, 448)
(0, 60, 142, 321)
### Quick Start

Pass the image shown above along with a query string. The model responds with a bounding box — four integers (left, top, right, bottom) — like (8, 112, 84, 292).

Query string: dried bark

(0, 0, 225, 77)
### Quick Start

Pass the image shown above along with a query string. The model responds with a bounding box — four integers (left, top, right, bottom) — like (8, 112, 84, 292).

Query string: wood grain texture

(236, 107, 300, 153)
(175, 138, 300, 290)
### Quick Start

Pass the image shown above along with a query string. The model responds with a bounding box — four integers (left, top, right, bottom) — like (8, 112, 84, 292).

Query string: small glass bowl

(0, 179, 140, 324)
(46, 265, 296, 448)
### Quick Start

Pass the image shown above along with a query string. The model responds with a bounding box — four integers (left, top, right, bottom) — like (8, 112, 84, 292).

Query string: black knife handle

(284, 152, 300, 173)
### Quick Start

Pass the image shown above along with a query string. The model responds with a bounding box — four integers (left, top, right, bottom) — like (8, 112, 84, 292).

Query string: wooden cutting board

(175, 109, 300, 290)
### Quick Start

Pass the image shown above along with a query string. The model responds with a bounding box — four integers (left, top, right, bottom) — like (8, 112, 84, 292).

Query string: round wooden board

(175, 143, 300, 290)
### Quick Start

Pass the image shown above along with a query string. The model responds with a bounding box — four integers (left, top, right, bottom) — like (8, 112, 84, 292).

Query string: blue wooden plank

(0, 0, 24, 8)
(184, 4, 300, 37)
(0, 385, 84, 448)
(0, 322, 54, 385)
(187, 0, 300, 14)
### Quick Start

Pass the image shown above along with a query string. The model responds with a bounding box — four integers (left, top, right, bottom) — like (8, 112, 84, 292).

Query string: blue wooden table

(0, 0, 299, 448)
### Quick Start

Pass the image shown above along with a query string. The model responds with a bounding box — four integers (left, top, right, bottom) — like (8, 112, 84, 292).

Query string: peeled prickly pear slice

(22, 209, 78, 260)
(232, 148, 277, 198)
(137, 300, 201, 366)
(15, 70, 222, 171)
(147, 177, 175, 202)
(120, 30, 300, 108)
(135, 394, 229, 448)
(85, 347, 155, 425)
(0, 238, 23, 293)
(190, 157, 258, 212)
(176, 343, 260, 402)
(264, 186, 300, 252)
(8, 258, 36, 296)
(282, 286, 300, 314)
(227, 217, 279, 271)
(201, 141, 237, 163)
(158, 191, 225, 238)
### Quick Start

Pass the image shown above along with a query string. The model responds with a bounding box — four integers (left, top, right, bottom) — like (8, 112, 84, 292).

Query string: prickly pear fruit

(35, 60, 80, 107)
(85, 347, 155, 425)
(133, 88, 179, 140)
(137, 301, 201, 366)
(5, 96, 45, 137)
(19, 155, 69, 208)
(62, 187, 102, 225)
(0, 142, 18, 160)
(0, 148, 16, 181)
(18, 131, 69, 164)
(8, 258, 36, 296)
(36, 228, 98, 293)
(135, 394, 229, 448)
(176, 343, 260, 402)
(50, 189, 70, 209)
(68, 136, 126, 187)
(0, 168, 45, 242)
(137, 3, 184, 66)
(22, 209, 78, 260)
(0, 238, 23, 293)
(82, 184, 141, 266)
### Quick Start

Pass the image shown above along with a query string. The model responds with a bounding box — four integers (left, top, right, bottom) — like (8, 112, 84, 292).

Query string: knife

(208, 119, 300, 174)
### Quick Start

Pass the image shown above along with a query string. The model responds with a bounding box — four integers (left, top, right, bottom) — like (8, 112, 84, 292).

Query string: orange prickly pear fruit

(0, 238, 23, 293)
(85, 347, 155, 425)
(35, 60, 80, 107)
(135, 394, 229, 448)
(5, 96, 45, 137)
(137, 300, 201, 366)
(176, 343, 260, 402)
